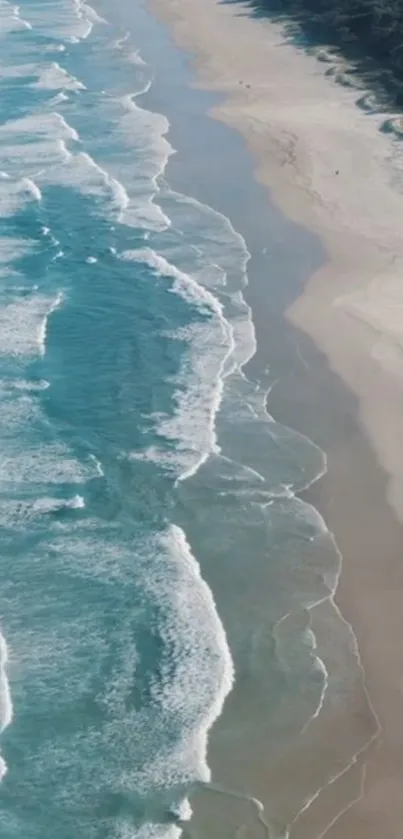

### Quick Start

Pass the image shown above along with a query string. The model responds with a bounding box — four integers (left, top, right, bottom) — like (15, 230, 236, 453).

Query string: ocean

(0, 0, 353, 836)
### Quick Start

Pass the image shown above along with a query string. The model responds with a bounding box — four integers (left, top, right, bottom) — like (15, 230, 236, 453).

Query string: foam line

(38, 291, 64, 357)
(0, 633, 12, 780)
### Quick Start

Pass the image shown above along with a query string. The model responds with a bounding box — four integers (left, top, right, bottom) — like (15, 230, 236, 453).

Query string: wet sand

(149, 0, 403, 836)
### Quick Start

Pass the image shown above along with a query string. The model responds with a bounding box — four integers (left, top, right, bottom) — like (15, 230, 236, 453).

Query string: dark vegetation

(229, 0, 403, 105)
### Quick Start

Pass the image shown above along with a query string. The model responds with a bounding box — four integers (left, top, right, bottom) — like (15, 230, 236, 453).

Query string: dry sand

(149, 1, 403, 836)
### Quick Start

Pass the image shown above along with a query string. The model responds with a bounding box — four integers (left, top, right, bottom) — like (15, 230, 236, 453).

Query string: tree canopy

(239, 0, 403, 103)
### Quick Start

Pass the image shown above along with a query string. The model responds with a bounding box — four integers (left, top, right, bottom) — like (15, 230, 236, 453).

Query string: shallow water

(0, 1, 362, 836)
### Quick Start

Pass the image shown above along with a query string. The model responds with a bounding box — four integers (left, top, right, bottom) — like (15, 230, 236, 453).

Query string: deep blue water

(0, 1, 342, 837)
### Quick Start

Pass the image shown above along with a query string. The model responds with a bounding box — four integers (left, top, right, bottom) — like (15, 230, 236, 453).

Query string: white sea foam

(43, 43, 67, 53)
(76, 0, 106, 29)
(127, 50, 148, 67)
(51, 493, 85, 509)
(0, 112, 77, 140)
(89, 454, 104, 477)
(0, 112, 80, 177)
(151, 524, 234, 779)
(0, 0, 31, 32)
(121, 248, 224, 314)
(0, 176, 41, 217)
(34, 62, 86, 91)
(110, 29, 148, 68)
(111, 30, 130, 51)
(79, 151, 129, 211)
(54, 112, 80, 142)
(0, 494, 85, 528)
(121, 248, 234, 478)
(0, 444, 98, 486)
(111, 30, 147, 66)
(161, 187, 256, 372)
(0, 293, 63, 359)
(164, 187, 251, 285)
(0, 52, 170, 233)
(0, 114, 138, 226)
(114, 92, 172, 229)
(58, 138, 72, 162)
(20, 0, 103, 42)
(0, 62, 36, 79)
(0, 126, 134, 213)
(0, 391, 43, 437)
(38, 291, 64, 356)
(13, 378, 50, 391)
(44, 522, 233, 799)
(0, 59, 84, 92)
(71, 74, 172, 229)
(117, 825, 181, 839)
(48, 91, 70, 106)
(0, 236, 36, 265)
(22, 177, 42, 202)
(38, 148, 130, 213)
(0, 633, 12, 780)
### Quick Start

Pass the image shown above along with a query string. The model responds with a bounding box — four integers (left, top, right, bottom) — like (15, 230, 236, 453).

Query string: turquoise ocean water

(0, 1, 350, 836)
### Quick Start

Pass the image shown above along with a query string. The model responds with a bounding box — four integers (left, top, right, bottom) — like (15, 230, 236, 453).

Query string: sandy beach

(147, 0, 403, 836)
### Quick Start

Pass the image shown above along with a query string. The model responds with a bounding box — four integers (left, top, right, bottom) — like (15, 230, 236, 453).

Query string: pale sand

(149, 1, 403, 836)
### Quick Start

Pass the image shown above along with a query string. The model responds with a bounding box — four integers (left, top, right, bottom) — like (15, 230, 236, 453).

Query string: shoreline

(147, 1, 403, 836)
